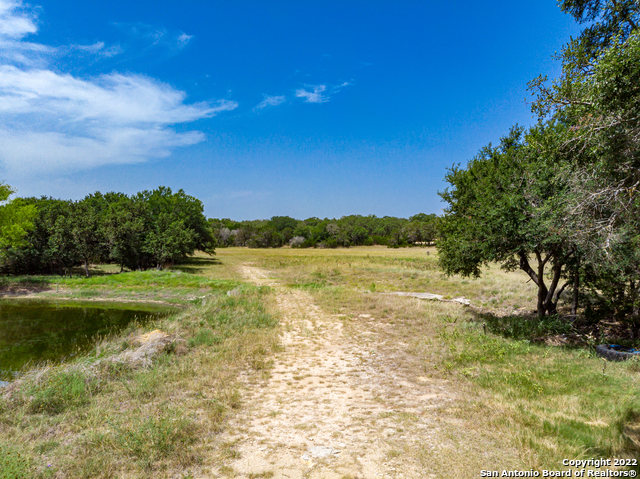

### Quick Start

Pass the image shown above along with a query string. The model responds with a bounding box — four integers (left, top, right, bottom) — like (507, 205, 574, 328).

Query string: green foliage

(438, 0, 640, 327)
(438, 125, 576, 317)
(209, 213, 440, 249)
(528, 0, 640, 331)
(0, 183, 36, 258)
(1, 186, 214, 274)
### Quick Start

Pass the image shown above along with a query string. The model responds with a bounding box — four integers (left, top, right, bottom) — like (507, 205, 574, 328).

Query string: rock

(383, 291, 471, 306)
(304, 445, 340, 459)
(110, 329, 177, 368)
(451, 297, 471, 305)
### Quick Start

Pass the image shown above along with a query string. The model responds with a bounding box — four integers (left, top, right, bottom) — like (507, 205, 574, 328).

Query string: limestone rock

(111, 329, 178, 368)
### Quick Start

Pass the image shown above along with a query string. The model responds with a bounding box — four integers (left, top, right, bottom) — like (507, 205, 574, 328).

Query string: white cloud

(295, 81, 351, 104)
(177, 32, 192, 47)
(295, 84, 327, 103)
(0, 0, 36, 39)
(113, 22, 194, 54)
(68, 41, 121, 58)
(255, 94, 286, 110)
(0, 1, 236, 176)
(0, 128, 204, 173)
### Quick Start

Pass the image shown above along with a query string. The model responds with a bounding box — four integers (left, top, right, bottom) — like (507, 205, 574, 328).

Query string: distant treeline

(0, 184, 439, 275)
(208, 214, 440, 248)
(2, 187, 213, 276)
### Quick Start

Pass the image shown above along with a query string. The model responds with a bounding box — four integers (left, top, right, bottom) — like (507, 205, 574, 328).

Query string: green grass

(220, 246, 539, 311)
(438, 313, 640, 465)
(481, 313, 575, 340)
(0, 442, 31, 479)
(55, 270, 233, 289)
(107, 408, 199, 470)
(4, 247, 640, 475)
(24, 369, 95, 414)
(188, 327, 219, 347)
(0, 269, 242, 304)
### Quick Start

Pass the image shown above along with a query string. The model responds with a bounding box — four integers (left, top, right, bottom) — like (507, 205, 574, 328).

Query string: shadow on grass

(469, 309, 581, 347)
(0, 277, 53, 297)
(171, 255, 221, 274)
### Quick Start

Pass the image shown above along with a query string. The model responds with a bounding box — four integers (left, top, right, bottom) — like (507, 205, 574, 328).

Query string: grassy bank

(0, 266, 279, 478)
(0, 256, 232, 305)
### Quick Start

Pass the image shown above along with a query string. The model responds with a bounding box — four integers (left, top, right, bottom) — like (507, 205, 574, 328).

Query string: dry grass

(3, 246, 639, 477)
(208, 246, 539, 313)
(212, 246, 640, 473)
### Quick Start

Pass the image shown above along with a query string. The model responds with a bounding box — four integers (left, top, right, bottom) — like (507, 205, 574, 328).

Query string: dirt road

(218, 265, 461, 478)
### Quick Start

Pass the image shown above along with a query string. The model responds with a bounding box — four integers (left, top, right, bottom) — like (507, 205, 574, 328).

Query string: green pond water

(0, 300, 170, 382)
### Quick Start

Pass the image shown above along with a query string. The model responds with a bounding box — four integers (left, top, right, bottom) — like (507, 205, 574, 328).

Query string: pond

(0, 300, 172, 382)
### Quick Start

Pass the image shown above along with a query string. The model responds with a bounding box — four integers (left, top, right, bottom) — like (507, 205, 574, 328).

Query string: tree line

(208, 214, 439, 249)
(0, 183, 439, 275)
(0, 187, 214, 276)
(438, 0, 640, 337)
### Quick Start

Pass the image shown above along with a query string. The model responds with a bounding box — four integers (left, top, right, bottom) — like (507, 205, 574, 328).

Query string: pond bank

(0, 299, 174, 381)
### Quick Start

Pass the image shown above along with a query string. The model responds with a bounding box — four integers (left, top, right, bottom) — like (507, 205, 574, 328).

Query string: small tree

(439, 125, 576, 317)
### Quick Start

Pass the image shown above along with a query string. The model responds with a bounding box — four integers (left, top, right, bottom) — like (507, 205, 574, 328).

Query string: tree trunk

(519, 251, 567, 318)
(519, 251, 548, 318)
(83, 259, 90, 277)
(543, 261, 563, 316)
(571, 262, 579, 316)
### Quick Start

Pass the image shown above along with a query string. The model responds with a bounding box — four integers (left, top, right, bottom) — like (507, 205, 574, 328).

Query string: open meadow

(1, 246, 639, 478)
(2, 1, 639, 477)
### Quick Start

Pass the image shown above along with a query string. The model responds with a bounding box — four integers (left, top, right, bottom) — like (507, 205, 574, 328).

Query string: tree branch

(519, 252, 540, 286)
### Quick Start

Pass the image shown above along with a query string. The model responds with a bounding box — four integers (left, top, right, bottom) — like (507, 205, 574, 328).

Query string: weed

(27, 369, 94, 414)
(0, 442, 31, 479)
(189, 327, 219, 347)
(112, 408, 200, 469)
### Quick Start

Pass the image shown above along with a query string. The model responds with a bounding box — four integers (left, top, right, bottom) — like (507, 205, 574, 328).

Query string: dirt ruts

(217, 265, 456, 478)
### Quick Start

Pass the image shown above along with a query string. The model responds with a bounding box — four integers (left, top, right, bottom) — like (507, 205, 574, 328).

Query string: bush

(289, 236, 305, 247)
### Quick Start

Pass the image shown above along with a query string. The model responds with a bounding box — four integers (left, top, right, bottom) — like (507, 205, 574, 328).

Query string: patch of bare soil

(0, 282, 52, 297)
(216, 266, 458, 478)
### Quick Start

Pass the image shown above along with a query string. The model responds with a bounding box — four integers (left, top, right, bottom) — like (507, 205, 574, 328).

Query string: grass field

(1, 246, 639, 478)
(215, 248, 640, 468)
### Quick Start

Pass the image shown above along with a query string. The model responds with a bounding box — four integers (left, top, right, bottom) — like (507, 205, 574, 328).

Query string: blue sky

(0, 1, 580, 219)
